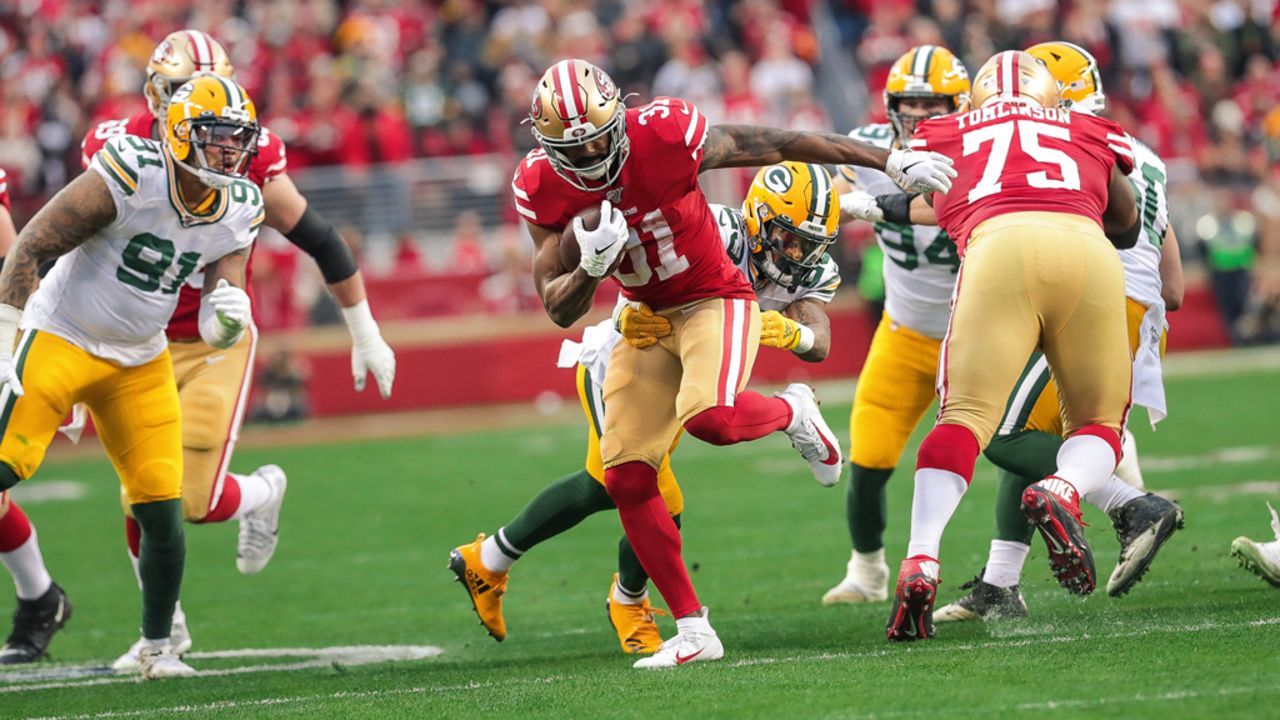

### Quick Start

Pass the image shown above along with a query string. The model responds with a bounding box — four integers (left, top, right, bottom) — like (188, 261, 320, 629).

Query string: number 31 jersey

(513, 97, 754, 310)
(839, 124, 957, 339)
(22, 136, 263, 367)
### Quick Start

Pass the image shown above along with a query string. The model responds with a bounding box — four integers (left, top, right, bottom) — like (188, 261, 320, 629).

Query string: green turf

(3, 367, 1280, 719)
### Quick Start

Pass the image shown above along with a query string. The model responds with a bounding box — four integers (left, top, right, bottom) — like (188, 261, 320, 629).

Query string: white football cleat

(822, 550, 890, 604)
(138, 642, 195, 680)
(114, 605, 193, 672)
(777, 383, 843, 487)
(1231, 502, 1280, 588)
(237, 464, 288, 575)
(632, 607, 724, 669)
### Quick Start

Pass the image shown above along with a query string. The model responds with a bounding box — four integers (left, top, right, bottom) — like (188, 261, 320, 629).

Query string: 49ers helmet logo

(529, 93, 543, 122)
(762, 165, 793, 194)
(153, 39, 175, 64)
(594, 66, 616, 102)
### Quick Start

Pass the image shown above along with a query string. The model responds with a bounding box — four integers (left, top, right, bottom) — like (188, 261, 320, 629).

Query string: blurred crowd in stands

(1, 0, 1278, 340)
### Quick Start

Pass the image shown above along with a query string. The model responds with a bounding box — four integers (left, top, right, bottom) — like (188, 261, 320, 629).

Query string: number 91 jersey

(22, 136, 263, 367)
(840, 124, 958, 339)
(513, 97, 754, 310)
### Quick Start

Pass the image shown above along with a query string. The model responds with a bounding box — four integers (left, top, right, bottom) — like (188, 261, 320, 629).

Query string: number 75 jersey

(22, 136, 263, 367)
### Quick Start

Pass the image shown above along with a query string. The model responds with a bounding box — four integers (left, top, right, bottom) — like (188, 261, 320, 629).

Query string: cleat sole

(1107, 505, 1185, 597)
(447, 550, 505, 642)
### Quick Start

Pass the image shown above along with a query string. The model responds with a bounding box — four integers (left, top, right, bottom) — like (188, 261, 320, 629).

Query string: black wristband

(286, 206, 359, 283)
(874, 193, 915, 225)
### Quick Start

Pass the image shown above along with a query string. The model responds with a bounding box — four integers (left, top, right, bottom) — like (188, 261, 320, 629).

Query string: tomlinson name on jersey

(954, 102, 1072, 130)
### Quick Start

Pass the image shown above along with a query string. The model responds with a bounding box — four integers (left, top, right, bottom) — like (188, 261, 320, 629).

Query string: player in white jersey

(934, 41, 1188, 622)
(0, 76, 263, 678)
(822, 46, 971, 606)
(450, 162, 842, 654)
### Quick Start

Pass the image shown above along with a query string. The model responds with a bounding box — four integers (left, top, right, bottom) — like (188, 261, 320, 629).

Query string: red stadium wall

(259, 285, 1230, 417)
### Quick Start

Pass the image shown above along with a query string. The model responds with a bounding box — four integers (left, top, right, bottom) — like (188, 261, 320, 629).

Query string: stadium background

(1, 0, 1278, 421)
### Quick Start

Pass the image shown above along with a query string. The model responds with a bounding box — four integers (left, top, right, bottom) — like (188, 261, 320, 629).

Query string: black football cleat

(934, 569, 1029, 622)
(0, 582, 72, 665)
(1106, 493, 1184, 597)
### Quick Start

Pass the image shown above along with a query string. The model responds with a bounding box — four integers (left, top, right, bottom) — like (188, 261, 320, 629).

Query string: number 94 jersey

(839, 124, 957, 339)
(22, 136, 263, 367)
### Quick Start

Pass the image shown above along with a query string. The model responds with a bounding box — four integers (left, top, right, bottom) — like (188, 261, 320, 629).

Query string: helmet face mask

(180, 119, 259, 184)
(755, 218, 834, 291)
(529, 59, 629, 192)
(889, 95, 958, 139)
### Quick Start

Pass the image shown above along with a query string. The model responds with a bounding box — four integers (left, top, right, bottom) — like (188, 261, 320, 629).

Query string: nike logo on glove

(594, 241, 619, 256)
(901, 161, 922, 174)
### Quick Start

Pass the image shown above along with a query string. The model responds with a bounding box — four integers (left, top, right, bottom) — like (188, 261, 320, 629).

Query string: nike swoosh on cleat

(818, 432, 840, 466)
(676, 649, 703, 665)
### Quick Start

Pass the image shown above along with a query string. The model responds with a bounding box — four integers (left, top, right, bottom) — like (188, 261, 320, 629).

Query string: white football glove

(839, 189, 885, 223)
(342, 300, 396, 399)
(886, 148, 957, 194)
(210, 279, 251, 332)
(576, 199, 629, 278)
(0, 303, 24, 398)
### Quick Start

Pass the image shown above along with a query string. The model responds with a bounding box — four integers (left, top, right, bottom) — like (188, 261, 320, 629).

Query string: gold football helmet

(970, 51, 1060, 109)
(884, 45, 971, 140)
(1026, 41, 1105, 114)
(166, 75, 259, 188)
(742, 162, 840, 291)
(528, 59, 628, 191)
(146, 30, 235, 120)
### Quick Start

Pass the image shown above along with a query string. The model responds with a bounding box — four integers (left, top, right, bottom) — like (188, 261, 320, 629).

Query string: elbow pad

(874, 193, 915, 225)
(1108, 217, 1141, 250)
(286, 206, 359, 283)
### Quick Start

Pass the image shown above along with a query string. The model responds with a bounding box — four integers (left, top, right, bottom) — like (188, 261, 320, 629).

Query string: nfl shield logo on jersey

(607, 187, 623, 204)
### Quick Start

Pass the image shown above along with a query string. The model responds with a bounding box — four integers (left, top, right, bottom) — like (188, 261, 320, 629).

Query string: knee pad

(124, 458, 182, 505)
(916, 423, 980, 481)
(604, 462, 661, 508)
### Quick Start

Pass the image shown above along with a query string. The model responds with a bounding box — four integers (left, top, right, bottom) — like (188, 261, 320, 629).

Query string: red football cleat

(886, 555, 940, 642)
(1022, 477, 1097, 596)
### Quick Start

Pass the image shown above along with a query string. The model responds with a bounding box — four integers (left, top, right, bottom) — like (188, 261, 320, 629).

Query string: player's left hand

(616, 303, 671, 348)
(210, 279, 251, 335)
(840, 189, 884, 223)
(352, 334, 396, 398)
(886, 148, 956, 194)
(760, 310, 801, 350)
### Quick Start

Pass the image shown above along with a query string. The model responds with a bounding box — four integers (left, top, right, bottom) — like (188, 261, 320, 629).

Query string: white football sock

(1084, 474, 1145, 515)
(128, 546, 143, 590)
(1, 529, 53, 601)
(906, 468, 968, 559)
(675, 606, 713, 634)
(231, 472, 272, 520)
(172, 600, 186, 626)
(1114, 428, 1146, 490)
(613, 580, 647, 605)
(480, 532, 516, 573)
(852, 547, 887, 572)
(1052, 434, 1118, 498)
(983, 540, 1030, 588)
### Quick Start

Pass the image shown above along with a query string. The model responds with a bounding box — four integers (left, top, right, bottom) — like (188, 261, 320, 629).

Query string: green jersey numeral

(876, 222, 959, 273)
(1133, 163, 1167, 247)
(116, 234, 201, 294)
(230, 181, 262, 207)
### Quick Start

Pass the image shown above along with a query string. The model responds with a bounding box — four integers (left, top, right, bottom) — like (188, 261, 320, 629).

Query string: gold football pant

(601, 297, 761, 469)
(119, 329, 257, 521)
(578, 364, 683, 515)
(938, 212, 1131, 447)
(1001, 297, 1163, 437)
(0, 330, 182, 504)
(849, 312, 942, 470)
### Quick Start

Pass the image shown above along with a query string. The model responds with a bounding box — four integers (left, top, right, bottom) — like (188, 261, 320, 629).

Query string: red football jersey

(912, 101, 1136, 252)
(81, 111, 289, 339)
(0, 168, 9, 211)
(513, 97, 754, 310)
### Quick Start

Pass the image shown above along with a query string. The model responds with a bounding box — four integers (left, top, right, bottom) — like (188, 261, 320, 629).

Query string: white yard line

(15, 619, 1279, 717)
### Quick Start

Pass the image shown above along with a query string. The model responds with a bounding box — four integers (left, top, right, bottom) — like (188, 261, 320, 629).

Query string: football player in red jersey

(79, 30, 396, 670)
(0, 172, 72, 665)
(883, 51, 1141, 641)
(513, 58, 956, 667)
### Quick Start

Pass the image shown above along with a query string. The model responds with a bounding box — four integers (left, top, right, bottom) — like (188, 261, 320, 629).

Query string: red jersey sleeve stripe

(514, 202, 538, 221)
(511, 181, 530, 201)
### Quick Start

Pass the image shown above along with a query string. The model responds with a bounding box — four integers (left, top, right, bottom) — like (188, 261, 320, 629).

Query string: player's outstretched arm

(701, 125, 955, 193)
(262, 175, 395, 397)
(1103, 165, 1140, 249)
(199, 246, 253, 350)
(0, 171, 115, 309)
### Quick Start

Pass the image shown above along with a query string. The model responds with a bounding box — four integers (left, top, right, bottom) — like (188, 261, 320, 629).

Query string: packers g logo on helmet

(970, 51, 1061, 110)
(884, 45, 971, 140)
(1026, 41, 1105, 114)
(145, 30, 234, 120)
(742, 162, 840, 291)
(528, 59, 629, 192)
(166, 75, 259, 189)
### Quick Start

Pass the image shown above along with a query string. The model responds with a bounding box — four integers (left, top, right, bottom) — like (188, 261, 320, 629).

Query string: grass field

(4, 357, 1280, 719)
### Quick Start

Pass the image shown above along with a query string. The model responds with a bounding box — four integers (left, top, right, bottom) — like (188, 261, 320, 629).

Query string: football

(558, 206, 625, 274)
